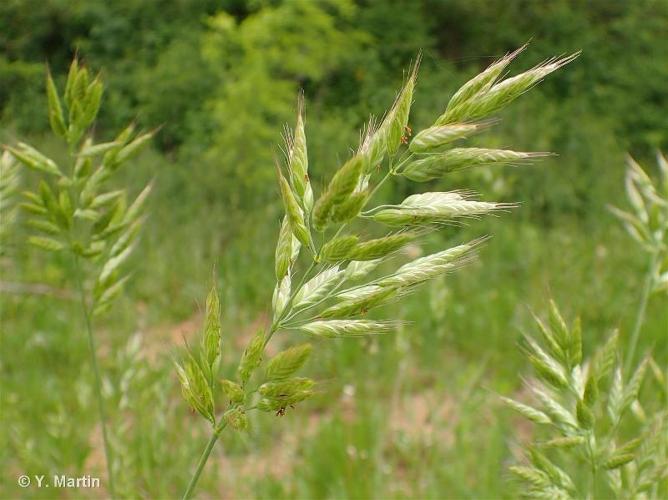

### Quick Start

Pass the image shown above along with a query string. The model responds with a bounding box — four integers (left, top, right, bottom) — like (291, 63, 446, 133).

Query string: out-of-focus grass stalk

(626, 252, 660, 374)
(72, 253, 116, 498)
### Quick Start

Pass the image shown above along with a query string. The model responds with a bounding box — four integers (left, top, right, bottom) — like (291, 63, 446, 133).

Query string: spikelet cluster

(504, 301, 668, 498)
(179, 43, 577, 428)
(6, 59, 154, 316)
(610, 153, 668, 294)
(175, 45, 579, 498)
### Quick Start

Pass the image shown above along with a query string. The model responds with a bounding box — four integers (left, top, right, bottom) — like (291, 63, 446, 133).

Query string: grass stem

(625, 252, 658, 374)
(182, 423, 226, 500)
(72, 254, 116, 498)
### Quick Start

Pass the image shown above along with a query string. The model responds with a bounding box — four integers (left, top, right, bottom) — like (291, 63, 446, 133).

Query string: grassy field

(1, 1, 667, 499)
(2, 143, 666, 498)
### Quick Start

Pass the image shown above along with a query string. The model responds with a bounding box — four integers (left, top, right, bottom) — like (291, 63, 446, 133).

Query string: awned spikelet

(409, 122, 493, 153)
(370, 191, 516, 226)
(348, 232, 415, 261)
(402, 148, 551, 182)
(439, 52, 579, 124)
(276, 165, 312, 248)
(320, 235, 359, 262)
(444, 44, 527, 114)
(275, 217, 293, 280)
(320, 285, 397, 318)
(299, 320, 401, 338)
(362, 58, 419, 165)
(328, 154, 366, 205)
(285, 95, 313, 212)
(293, 266, 343, 310)
(378, 238, 483, 288)
(202, 284, 222, 368)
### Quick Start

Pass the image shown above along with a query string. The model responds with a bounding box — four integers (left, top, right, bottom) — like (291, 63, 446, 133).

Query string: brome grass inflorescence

(5, 59, 155, 497)
(504, 301, 667, 499)
(609, 153, 668, 372)
(176, 45, 579, 498)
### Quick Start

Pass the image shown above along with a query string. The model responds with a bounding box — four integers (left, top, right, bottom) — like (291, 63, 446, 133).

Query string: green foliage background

(1, 0, 666, 498)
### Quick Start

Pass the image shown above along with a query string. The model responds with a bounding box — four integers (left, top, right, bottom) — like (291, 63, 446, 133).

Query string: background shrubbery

(1, 1, 666, 498)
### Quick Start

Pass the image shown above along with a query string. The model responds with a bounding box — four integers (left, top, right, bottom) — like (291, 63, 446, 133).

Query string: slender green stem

(72, 254, 116, 498)
(625, 252, 658, 374)
(584, 431, 598, 500)
(182, 423, 227, 500)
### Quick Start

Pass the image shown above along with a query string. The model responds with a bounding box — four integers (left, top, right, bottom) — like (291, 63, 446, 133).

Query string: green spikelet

(320, 235, 359, 262)
(277, 166, 311, 248)
(202, 284, 222, 368)
(327, 154, 366, 206)
(220, 379, 244, 404)
(275, 217, 293, 280)
(348, 233, 414, 261)
(330, 191, 368, 223)
(265, 344, 312, 380)
(237, 331, 265, 385)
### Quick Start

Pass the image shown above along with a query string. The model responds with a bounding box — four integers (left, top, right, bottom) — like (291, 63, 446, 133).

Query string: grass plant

(175, 46, 579, 498)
